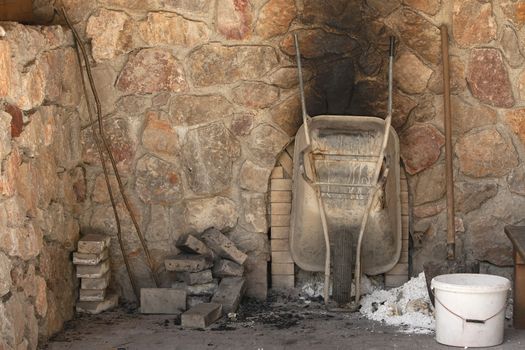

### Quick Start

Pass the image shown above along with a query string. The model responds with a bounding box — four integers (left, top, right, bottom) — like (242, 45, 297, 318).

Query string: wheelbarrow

(289, 35, 401, 308)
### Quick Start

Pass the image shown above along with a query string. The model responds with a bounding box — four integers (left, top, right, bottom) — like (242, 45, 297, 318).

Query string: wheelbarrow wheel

(332, 228, 353, 305)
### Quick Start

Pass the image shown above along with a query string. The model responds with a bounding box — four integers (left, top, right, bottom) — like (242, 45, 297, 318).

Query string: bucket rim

(430, 273, 511, 293)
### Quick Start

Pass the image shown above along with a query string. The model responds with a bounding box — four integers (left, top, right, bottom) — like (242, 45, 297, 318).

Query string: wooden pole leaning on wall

(441, 24, 456, 261)
(60, 6, 160, 302)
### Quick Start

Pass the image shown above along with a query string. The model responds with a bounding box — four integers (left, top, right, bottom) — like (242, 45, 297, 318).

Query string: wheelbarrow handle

(389, 36, 396, 58)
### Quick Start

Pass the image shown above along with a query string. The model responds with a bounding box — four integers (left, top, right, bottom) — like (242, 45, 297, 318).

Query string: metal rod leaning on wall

(60, 7, 160, 295)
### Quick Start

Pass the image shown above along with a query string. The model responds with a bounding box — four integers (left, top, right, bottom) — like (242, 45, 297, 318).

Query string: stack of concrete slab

(141, 228, 247, 329)
(270, 148, 295, 290)
(74, 233, 118, 314)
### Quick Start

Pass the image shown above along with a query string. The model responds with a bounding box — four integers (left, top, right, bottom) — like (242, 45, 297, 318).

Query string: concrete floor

(43, 297, 525, 350)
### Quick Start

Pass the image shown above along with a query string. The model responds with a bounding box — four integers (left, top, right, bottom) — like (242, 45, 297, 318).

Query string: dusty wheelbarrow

(289, 35, 401, 309)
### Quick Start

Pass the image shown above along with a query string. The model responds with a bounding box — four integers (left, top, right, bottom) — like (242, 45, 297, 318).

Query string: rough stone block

(73, 249, 108, 266)
(187, 295, 210, 309)
(211, 277, 246, 314)
(181, 303, 222, 329)
(76, 259, 110, 278)
(176, 234, 212, 256)
(180, 269, 213, 285)
(165, 254, 212, 272)
(79, 289, 106, 302)
(76, 293, 118, 314)
(172, 279, 218, 296)
(77, 233, 111, 254)
(212, 259, 244, 278)
(81, 272, 110, 290)
(140, 288, 187, 314)
(201, 228, 247, 265)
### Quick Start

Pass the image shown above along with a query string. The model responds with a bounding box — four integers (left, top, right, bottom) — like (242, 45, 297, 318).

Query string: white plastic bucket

(431, 273, 511, 348)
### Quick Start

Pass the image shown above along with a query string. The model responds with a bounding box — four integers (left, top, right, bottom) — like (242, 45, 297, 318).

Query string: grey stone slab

(212, 259, 244, 278)
(211, 277, 246, 314)
(76, 259, 110, 278)
(77, 233, 111, 254)
(181, 303, 222, 329)
(180, 269, 213, 285)
(164, 254, 212, 272)
(76, 293, 118, 315)
(140, 288, 187, 314)
(79, 289, 106, 302)
(201, 228, 247, 265)
(172, 279, 218, 296)
(176, 234, 212, 256)
(81, 272, 110, 290)
(73, 249, 109, 266)
(187, 295, 210, 309)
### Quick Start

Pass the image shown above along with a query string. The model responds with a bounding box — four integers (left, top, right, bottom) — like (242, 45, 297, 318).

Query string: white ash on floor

(359, 272, 434, 334)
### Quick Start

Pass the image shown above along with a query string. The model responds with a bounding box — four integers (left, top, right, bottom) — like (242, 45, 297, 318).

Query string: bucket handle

(431, 288, 507, 324)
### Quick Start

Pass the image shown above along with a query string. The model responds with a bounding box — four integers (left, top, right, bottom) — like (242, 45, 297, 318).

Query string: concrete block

(271, 214, 290, 227)
(272, 275, 294, 289)
(201, 228, 247, 265)
(211, 277, 246, 314)
(212, 259, 244, 278)
(181, 303, 222, 329)
(79, 289, 106, 302)
(140, 288, 186, 314)
(77, 233, 111, 254)
(271, 263, 294, 275)
(388, 263, 408, 275)
(76, 259, 110, 278)
(271, 227, 289, 239)
(76, 293, 118, 314)
(271, 239, 289, 252)
(271, 166, 284, 179)
(271, 251, 293, 263)
(73, 249, 108, 266)
(245, 257, 268, 300)
(165, 254, 212, 272)
(277, 151, 293, 177)
(180, 270, 213, 285)
(187, 295, 210, 309)
(385, 274, 409, 288)
(270, 191, 292, 203)
(176, 234, 212, 256)
(81, 272, 110, 290)
(173, 279, 218, 296)
(271, 202, 291, 215)
(271, 179, 292, 191)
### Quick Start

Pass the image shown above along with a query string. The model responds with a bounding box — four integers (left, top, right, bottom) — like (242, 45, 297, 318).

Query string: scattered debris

(360, 272, 434, 334)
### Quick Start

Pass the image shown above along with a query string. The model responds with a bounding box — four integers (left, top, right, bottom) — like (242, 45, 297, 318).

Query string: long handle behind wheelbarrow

(294, 34, 332, 304)
(354, 36, 396, 306)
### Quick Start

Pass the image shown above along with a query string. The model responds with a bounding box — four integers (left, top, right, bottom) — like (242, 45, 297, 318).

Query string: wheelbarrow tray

(289, 115, 402, 275)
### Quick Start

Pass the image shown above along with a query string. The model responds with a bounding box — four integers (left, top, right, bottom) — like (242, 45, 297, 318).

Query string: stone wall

(37, 0, 373, 302)
(0, 23, 85, 349)
(368, 0, 525, 275)
(20, 0, 525, 311)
